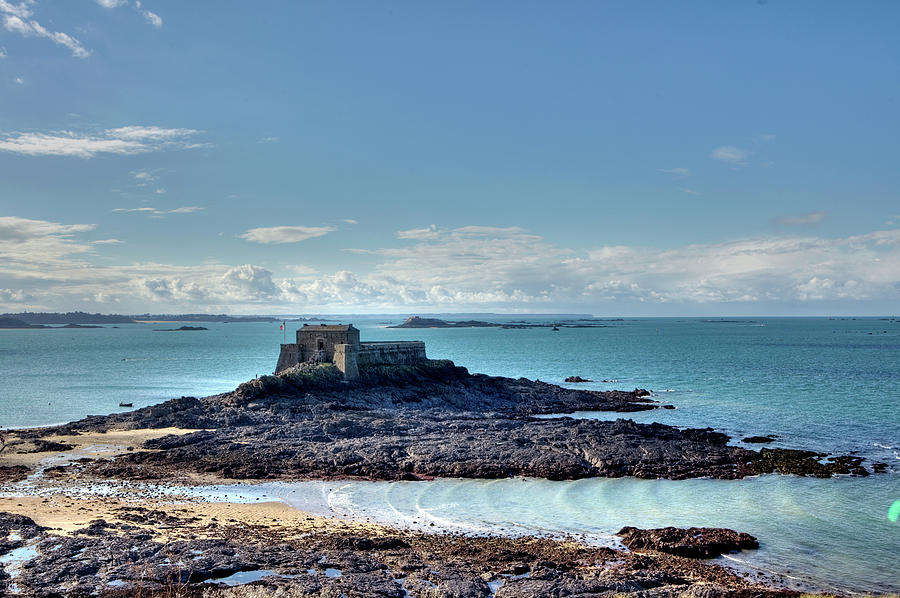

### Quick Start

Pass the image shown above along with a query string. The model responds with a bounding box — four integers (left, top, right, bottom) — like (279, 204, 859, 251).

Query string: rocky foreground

(13, 359, 875, 482)
(0, 506, 792, 598)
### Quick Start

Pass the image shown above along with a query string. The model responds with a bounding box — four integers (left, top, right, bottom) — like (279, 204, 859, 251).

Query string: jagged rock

(752, 448, 870, 477)
(0, 465, 30, 482)
(742, 435, 777, 443)
(617, 526, 759, 558)
(28, 360, 874, 483)
(0, 511, 790, 597)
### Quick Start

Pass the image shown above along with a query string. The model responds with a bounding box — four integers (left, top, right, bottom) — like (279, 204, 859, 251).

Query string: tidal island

(0, 324, 882, 597)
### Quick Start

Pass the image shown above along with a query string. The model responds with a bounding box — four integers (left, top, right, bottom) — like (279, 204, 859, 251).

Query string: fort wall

(275, 324, 426, 379)
(333, 343, 360, 380)
(357, 341, 427, 366)
(275, 343, 300, 374)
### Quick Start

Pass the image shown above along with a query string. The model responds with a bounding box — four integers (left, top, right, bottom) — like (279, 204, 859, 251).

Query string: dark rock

(617, 526, 759, 558)
(0, 465, 30, 482)
(742, 435, 777, 443)
(752, 448, 870, 477)
(27, 361, 871, 484)
(564, 376, 592, 383)
(17, 439, 76, 453)
(0, 509, 798, 598)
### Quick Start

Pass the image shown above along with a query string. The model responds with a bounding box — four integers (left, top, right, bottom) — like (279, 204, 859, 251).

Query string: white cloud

(396, 224, 439, 240)
(0, 216, 97, 282)
(0, 46, 6, 58)
(113, 206, 202, 216)
(680, 188, 700, 196)
(343, 219, 358, 225)
(142, 11, 162, 28)
(710, 145, 749, 166)
(98, 0, 162, 28)
(774, 211, 827, 226)
(154, 188, 166, 194)
(259, 136, 279, 143)
(14, 76, 23, 84)
(289, 265, 318, 276)
(91, 238, 123, 245)
(133, 170, 157, 185)
(660, 167, 690, 176)
(0, 287, 30, 303)
(0, 216, 94, 242)
(0, 127, 201, 158)
(104, 126, 196, 141)
(1, 7, 90, 58)
(240, 225, 336, 244)
(112, 207, 156, 213)
(137, 2, 162, 28)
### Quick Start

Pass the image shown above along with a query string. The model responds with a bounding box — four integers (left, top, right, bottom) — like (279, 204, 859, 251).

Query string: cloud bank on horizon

(1, 216, 898, 315)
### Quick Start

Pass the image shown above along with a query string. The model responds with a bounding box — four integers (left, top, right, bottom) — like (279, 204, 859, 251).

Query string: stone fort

(275, 324, 426, 380)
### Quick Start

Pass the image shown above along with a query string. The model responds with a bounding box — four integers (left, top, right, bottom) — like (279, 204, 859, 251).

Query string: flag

(279, 322, 285, 330)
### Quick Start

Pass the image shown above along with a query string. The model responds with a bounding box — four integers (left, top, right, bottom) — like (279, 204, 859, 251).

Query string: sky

(1, 0, 899, 316)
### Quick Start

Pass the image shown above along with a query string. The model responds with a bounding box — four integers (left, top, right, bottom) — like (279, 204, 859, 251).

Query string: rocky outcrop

(565, 375, 592, 382)
(752, 447, 870, 477)
(617, 526, 759, 559)
(742, 435, 777, 443)
(388, 316, 497, 328)
(93, 417, 758, 482)
(30, 360, 876, 483)
(0, 511, 790, 598)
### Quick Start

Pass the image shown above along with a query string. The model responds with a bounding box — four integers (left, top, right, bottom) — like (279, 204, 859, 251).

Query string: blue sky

(1, 0, 898, 315)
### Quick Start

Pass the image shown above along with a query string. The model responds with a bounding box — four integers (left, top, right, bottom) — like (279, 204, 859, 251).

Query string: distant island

(388, 316, 499, 328)
(1, 311, 285, 325)
(153, 325, 208, 332)
(0, 317, 102, 329)
(0, 317, 49, 329)
(388, 315, 629, 330)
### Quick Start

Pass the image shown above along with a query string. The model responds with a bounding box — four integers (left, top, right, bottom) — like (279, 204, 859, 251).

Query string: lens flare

(889, 500, 900, 523)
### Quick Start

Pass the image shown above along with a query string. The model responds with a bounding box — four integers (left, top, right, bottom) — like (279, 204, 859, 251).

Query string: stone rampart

(275, 343, 299, 374)
(357, 341, 426, 366)
(333, 343, 360, 380)
(275, 338, 426, 378)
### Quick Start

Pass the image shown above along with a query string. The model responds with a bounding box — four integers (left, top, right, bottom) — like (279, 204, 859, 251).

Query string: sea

(1, 316, 898, 593)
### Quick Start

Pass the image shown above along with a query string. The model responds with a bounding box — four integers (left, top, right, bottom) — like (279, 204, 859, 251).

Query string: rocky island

(388, 315, 499, 328)
(0, 326, 880, 596)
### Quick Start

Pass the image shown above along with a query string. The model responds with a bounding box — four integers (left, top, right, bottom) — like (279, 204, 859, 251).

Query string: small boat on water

(118, 402, 133, 407)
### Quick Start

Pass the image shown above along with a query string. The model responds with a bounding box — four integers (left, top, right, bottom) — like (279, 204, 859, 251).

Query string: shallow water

(1, 316, 898, 593)
(167, 475, 900, 595)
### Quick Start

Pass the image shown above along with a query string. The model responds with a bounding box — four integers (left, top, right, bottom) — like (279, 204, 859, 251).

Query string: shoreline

(0, 480, 807, 597)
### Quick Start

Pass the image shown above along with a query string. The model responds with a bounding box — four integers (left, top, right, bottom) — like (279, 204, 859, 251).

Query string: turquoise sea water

(1, 317, 899, 593)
